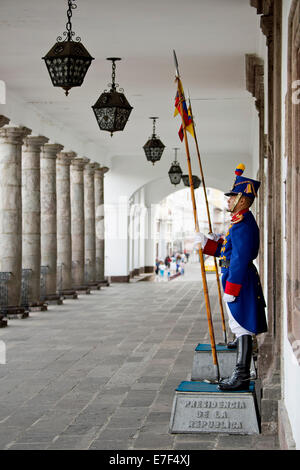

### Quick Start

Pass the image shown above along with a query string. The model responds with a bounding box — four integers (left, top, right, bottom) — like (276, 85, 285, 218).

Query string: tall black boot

(218, 335, 252, 391)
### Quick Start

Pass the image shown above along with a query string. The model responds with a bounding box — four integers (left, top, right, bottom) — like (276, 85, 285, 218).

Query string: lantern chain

(173, 147, 179, 162)
(57, 0, 81, 43)
(107, 59, 121, 91)
(152, 118, 156, 136)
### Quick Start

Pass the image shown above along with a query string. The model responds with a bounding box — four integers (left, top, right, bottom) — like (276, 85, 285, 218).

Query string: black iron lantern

(168, 148, 183, 185)
(182, 174, 201, 189)
(42, 0, 94, 96)
(92, 58, 133, 137)
(143, 117, 165, 165)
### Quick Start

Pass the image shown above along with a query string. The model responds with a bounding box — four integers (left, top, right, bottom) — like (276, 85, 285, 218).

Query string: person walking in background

(180, 260, 185, 276)
(155, 258, 160, 277)
(176, 255, 181, 273)
(159, 261, 165, 281)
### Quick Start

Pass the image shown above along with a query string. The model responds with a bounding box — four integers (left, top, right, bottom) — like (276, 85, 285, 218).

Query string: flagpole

(175, 75, 220, 382)
(188, 95, 227, 344)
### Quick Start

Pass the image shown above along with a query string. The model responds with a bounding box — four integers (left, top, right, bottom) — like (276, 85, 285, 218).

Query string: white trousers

(225, 302, 253, 338)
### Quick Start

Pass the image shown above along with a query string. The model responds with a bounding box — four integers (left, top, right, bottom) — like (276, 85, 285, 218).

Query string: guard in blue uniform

(194, 164, 267, 391)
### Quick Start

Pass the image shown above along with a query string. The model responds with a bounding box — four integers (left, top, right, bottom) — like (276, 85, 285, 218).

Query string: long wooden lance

(173, 51, 220, 381)
(187, 94, 227, 344)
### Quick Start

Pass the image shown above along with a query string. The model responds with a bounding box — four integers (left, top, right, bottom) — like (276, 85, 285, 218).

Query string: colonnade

(0, 115, 108, 325)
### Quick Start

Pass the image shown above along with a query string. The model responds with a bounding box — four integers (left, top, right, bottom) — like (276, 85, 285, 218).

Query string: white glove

(207, 232, 223, 242)
(194, 232, 207, 249)
(223, 293, 236, 303)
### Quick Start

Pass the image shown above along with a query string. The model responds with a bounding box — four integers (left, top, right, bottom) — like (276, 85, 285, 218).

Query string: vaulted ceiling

(0, 0, 261, 194)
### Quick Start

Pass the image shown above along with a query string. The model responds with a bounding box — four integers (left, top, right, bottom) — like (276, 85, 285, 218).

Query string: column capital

(23, 135, 49, 151)
(57, 151, 76, 166)
(84, 162, 99, 175)
(0, 126, 31, 144)
(250, 0, 272, 16)
(0, 115, 10, 128)
(95, 166, 109, 177)
(260, 14, 273, 44)
(71, 157, 90, 170)
(245, 54, 264, 113)
(42, 143, 64, 159)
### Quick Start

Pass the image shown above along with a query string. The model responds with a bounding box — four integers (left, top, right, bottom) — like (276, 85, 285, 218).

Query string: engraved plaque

(170, 382, 260, 435)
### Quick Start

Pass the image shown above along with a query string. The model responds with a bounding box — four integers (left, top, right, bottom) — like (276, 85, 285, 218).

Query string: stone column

(145, 205, 156, 273)
(95, 166, 109, 285)
(56, 151, 78, 299)
(84, 162, 100, 289)
(0, 119, 8, 326)
(40, 143, 64, 304)
(0, 125, 31, 319)
(70, 157, 90, 294)
(0, 117, 10, 326)
(22, 136, 49, 311)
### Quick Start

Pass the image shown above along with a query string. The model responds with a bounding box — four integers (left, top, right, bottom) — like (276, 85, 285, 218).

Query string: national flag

(174, 78, 195, 141)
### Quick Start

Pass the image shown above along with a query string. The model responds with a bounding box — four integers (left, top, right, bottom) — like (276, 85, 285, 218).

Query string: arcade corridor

(0, 265, 278, 450)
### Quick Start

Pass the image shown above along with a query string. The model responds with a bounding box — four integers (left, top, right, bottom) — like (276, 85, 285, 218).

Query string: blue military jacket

(204, 209, 267, 335)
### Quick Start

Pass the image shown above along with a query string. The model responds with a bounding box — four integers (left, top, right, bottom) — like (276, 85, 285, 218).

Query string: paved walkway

(0, 263, 279, 450)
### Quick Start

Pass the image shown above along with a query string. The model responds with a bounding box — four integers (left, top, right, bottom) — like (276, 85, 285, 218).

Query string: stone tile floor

(0, 263, 279, 450)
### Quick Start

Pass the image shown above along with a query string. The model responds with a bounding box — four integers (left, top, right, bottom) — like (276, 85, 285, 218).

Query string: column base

(1, 306, 29, 319)
(43, 294, 64, 305)
(144, 266, 155, 274)
(28, 302, 48, 312)
(0, 316, 8, 328)
(96, 280, 110, 287)
(59, 289, 78, 300)
(110, 276, 130, 283)
(73, 285, 91, 295)
(87, 282, 102, 291)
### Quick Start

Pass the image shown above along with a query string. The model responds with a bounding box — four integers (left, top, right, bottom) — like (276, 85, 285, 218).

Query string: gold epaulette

(232, 213, 244, 225)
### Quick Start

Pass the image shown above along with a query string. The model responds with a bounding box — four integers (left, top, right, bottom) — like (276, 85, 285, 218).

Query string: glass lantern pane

(94, 107, 116, 131)
(115, 108, 131, 131)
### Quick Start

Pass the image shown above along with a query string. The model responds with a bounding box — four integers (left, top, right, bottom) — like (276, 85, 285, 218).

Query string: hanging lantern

(168, 148, 183, 186)
(92, 58, 133, 137)
(182, 174, 201, 189)
(143, 117, 165, 165)
(42, 0, 94, 96)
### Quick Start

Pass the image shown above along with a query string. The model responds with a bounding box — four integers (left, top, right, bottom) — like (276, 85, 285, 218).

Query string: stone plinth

(57, 151, 78, 299)
(71, 157, 90, 293)
(22, 136, 49, 311)
(191, 343, 256, 382)
(40, 143, 64, 304)
(169, 381, 260, 435)
(0, 126, 31, 317)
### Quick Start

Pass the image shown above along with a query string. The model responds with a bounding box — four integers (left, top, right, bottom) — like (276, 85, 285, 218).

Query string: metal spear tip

(173, 49, 180, 78)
